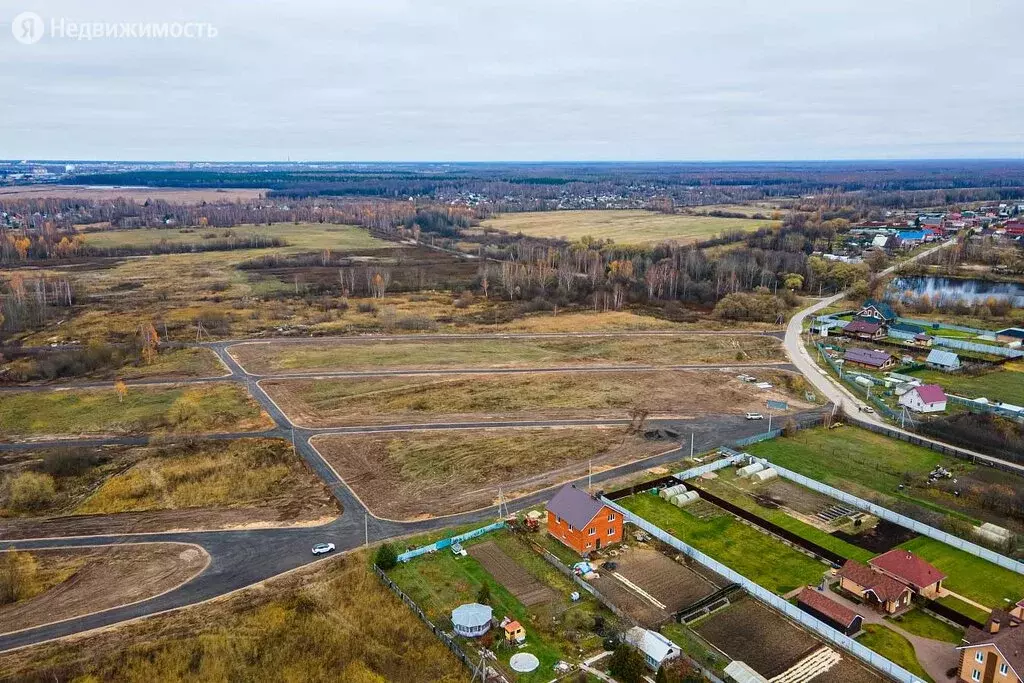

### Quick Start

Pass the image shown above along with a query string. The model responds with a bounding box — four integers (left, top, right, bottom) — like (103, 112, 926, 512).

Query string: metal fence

(601, 499, 926, 683)
(947, 394, 1024, 421)
(932, 336, 1023, 359)
(896, 317, 993, 337)
(755, 460, 1024, 575)
(733, 429, 782, 447)
(397, 521, 506, 563)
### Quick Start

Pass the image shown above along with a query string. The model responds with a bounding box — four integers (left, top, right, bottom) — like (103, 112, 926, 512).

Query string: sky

(2, 0, 1023, 161)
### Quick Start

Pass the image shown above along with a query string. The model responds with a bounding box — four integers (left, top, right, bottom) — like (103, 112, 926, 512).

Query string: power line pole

(690, 432, 694, 458)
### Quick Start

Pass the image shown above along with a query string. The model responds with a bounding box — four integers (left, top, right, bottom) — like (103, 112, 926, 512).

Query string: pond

(887, 276, 1024, 307)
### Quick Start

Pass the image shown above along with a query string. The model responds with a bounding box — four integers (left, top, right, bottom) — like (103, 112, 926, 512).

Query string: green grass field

(0, 383, 271, 439)
(230, 334, 782, 374)
(898, 537, 1024, 611)
(480, 210, 779, 246)
(697, 473, 875, 562)
(886, 609, 964, 644)
(619, 493, 828, 595)
(905, 363, 1024, 405)
(857, 625, 933, 683)
(388, 531, 605, 682)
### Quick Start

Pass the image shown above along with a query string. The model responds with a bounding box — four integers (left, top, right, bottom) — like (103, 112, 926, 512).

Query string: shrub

(41, 448, 101, 478)
(374, 543, 398, 570)
(8, 472, 57, 511)
(609, 643, 646, 683)
(357, 302, 377, 314)
(0, 549, 40, 605)
(476, 582, 491, 605)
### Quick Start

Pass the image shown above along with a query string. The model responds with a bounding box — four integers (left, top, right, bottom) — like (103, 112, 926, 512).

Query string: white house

(898, 384, 947, 413)
(622, 627, 680, 670)
(925, 349, 961, 371)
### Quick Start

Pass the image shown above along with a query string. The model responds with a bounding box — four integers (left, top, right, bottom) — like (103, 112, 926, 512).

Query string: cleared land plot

(0, 544, 207, 634)
(693, 598, 820, 679)
(469, 541, 554, 606)
(905, 363, 1024, 406)
(0, 382, 273, 440)
(229, 334, 783, 375)
(746, 425, 1024, 535)
(264, 368, 809, 428)
(0, 185, 266, 203)
(480, 210, 779, 246)
(611, 547, 720, 614)
(313, 427, 668, 520)
(0, 439, 339, 538)
(619, 493, 828, 595)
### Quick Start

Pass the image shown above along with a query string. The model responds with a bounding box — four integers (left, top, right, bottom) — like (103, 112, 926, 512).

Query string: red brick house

(837, 560, 912, 614)
(869, 549, 946, 598)
(546, 484, 623, 556)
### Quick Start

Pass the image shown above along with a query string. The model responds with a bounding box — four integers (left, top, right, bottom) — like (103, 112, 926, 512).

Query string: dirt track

(0, 544, 209, 635)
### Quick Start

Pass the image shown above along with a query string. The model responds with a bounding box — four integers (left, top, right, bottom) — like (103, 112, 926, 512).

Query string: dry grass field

(0, 544, 208, 635)
(480, 209, 779, 245)
(230, 334, 783, 374)
(263, 368, 810, 428)
(312, 427, 669, 519)
(0, 439, 339, 537)
(0, 382, 273, 440)
(0, 551, 468, 683)
(0, 185, 266, 203)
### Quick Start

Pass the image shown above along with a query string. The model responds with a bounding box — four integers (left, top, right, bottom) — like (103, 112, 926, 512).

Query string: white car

(745, 412, 765, 420)
(312, 542, 336, 555)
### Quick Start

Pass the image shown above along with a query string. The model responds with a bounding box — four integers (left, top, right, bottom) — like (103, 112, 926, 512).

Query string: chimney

(991, 618, 1001, 634)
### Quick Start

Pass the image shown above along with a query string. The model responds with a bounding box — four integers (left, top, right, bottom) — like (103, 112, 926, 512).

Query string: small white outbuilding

(660, 484, 688, 500)
(737, 462, 765, 478)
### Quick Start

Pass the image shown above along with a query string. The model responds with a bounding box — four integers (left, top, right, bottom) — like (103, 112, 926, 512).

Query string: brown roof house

(843, 348, 896, 370)
(843, 319, 887, 341)
(797, 587, 864, 636)
(869, 549, 947, 599)
(837, 560, 912, 614)
(958, 610, 1024, 683)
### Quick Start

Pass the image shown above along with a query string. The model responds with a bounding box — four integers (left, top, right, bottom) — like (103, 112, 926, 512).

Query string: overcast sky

(2, 0, 1022, 161)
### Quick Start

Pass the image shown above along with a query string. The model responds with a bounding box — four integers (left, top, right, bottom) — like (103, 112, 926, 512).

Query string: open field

(0, 382, 272, 440)
(313, 427, 668, 520)
(898, 536, 1024, 611)
(0, 439, 339, 537)
(388, 530, 611, 682)
(745, 425, 1024, 534)
(76, 222, 383, 252)
(905, 362, 1024, 405)
(0, 550, 468, 683)
(0, 346, 225, 385)
(0, 185, 267, 203)
(480, 210, 779, 246)
(692, 598, 820, 679)
(856, 625, 932, 683)
(0, 544, 208, 635)
(619, 492, 828, 595)
(264, 368, 810, 428)
(230, 333, 783, 374)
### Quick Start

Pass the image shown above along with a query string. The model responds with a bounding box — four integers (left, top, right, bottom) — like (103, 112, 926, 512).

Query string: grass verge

(886, 609, 964, 644)
(857, 624, 933, 683)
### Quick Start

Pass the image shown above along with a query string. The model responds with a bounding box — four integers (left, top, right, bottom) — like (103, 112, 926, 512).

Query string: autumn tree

(114, 379, 128, 403)
(138, 323, 160, 365)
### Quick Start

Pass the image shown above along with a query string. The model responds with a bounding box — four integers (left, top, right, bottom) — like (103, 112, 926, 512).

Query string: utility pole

(767, 412, 773, 433)
(588, 459, 592, 492)
(690, 432, 694, 458)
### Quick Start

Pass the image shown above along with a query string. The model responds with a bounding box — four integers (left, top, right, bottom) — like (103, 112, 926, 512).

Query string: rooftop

(961, 610, 1024, 681)
(546, 484, 607, 530)
(926, 349, 960, 366)
(838, 560, 911, 602)
(909, 384, 947, 404)
(843, 348, 892, 367)
(869, 549, 947, 588)
(797, 587, 860, 628)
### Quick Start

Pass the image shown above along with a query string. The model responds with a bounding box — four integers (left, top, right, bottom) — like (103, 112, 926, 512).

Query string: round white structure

(451, 603, 492, 637)
(510, 653, 540, 673)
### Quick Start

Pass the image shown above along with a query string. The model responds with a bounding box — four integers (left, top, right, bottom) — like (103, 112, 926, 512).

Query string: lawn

(0, 383, 272, 439)
(387, 531, 607, 682)
(905, 363, 1024, 405)
(886, 609, 964, 644)
(697, 472, 875, 562)
(619, 492, 828, 595)
(263, 368, 807, 428)
(898, 536, 1024, 611)
(856, 624, 933, 683)
(480, 210, 779, 246)
(230, 334, 783, 374)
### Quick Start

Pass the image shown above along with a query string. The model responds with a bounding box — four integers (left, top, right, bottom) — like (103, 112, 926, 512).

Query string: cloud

(1, 0, 1022, 160)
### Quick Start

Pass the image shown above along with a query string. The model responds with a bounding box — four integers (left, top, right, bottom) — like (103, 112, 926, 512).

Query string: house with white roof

(622, 626, 681, 670)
